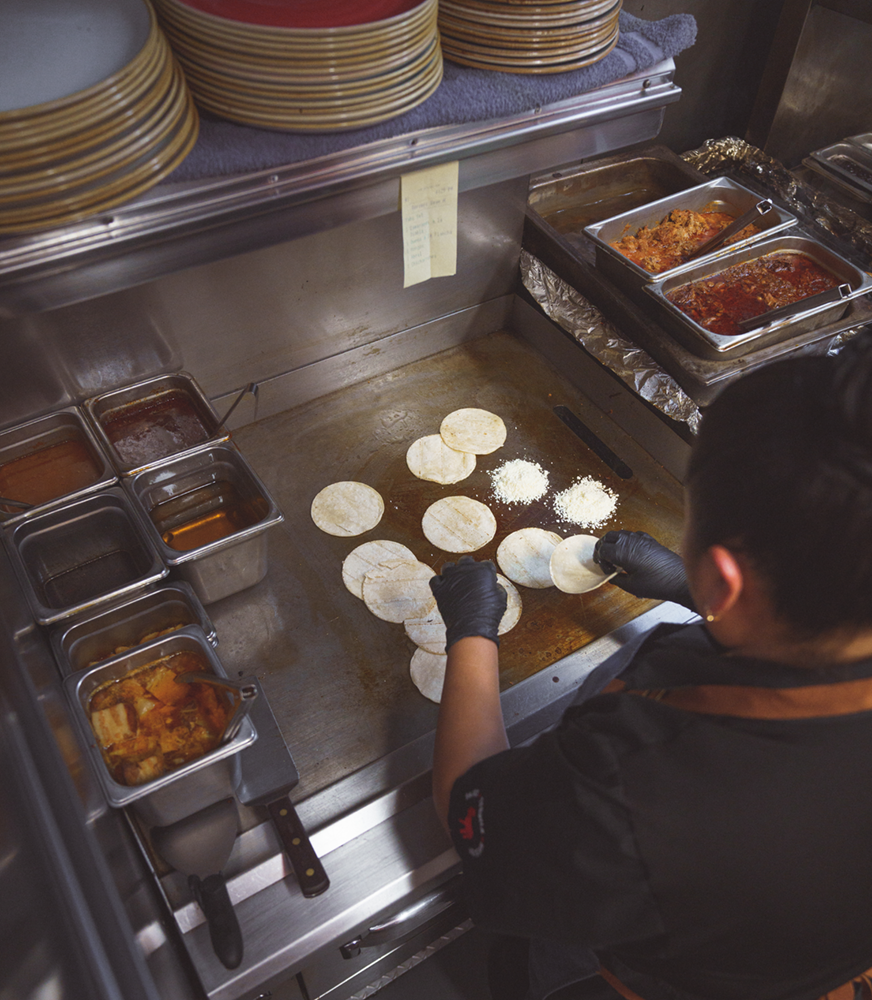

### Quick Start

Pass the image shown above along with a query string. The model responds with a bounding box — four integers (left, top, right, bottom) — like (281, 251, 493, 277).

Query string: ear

(697, 544, 745, 619)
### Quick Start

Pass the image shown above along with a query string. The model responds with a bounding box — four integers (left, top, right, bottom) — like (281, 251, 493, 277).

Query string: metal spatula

(151, 798, 244, 970)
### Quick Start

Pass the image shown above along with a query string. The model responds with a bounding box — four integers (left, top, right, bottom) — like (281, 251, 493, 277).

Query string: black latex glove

(594, 530, 696, 611)
(429, 556, 508, 651)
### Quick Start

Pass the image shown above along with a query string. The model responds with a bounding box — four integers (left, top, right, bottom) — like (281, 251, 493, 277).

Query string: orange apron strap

(602, 678, 626, 694)
(603, 675, 872, 720)
(818, 968, 872, 999)
(599, 965, 872, 1000)
(597, 965, 648, 1000)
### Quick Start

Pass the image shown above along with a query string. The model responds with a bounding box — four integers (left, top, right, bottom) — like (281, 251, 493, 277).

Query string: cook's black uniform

(448, 622, 872, 1000)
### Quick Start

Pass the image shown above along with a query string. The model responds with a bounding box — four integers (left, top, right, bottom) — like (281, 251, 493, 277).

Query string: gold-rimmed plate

(158, 0, 436, 50)
(161, 9, 437, 80)
(0, 0, 153, 115)
(173, 0, 424, 29)
(0, 64, 191, 202)
(0, 32, 172, 158)
(1, 54, 177, 174)
(440, 0, 618, 26)
(442, 28, 617, 71)
(439, 0, 622, 32)
(0, 86, 198, 232)
(177, 34, 440, 101)
(194, 52, 442, 131)
(185, 51, 438, 113)
(439, 10, 617, 48)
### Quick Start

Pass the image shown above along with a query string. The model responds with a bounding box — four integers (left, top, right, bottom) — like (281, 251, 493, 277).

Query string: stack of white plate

(439, 0, 621, 73)
(152, 0, 443, 132)
(0, 0, 198, 235)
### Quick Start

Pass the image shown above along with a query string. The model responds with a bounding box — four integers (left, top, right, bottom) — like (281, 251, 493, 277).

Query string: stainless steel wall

(622, 0, 787, 154)
(751, 1, 872, 167)
(1, 177, 527, 429)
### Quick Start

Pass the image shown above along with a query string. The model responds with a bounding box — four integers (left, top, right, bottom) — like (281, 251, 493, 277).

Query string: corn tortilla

(406, 434, 476, 485)
(496, 527, 563, 588)
(421, 496, 497, 553)
(439, 408, 507, 455)
(311, 481, 384, 537)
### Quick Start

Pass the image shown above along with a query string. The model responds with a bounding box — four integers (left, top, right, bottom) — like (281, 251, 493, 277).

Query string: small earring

(705, 612, 720, 623)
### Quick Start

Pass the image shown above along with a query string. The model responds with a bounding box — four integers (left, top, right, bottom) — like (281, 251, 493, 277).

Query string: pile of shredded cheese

(489, 459, 550, 504)
(553, 476, 617, 528)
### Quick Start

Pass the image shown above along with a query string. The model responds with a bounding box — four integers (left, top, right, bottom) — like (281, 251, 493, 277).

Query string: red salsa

(665, 251, 841, 336)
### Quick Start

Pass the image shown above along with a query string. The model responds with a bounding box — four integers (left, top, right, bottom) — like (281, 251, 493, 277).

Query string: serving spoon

(0, 495, 32, 509)
(176, 671, 258, 744)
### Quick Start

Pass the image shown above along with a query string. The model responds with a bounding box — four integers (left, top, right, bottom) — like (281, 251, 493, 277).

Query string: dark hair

(685, 332, 872, 637)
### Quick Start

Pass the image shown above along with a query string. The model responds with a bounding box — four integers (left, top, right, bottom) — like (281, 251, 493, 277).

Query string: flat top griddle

(213, 329, 684, 798)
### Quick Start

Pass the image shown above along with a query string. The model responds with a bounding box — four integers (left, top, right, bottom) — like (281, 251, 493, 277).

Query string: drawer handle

(340, 880, 460, 958)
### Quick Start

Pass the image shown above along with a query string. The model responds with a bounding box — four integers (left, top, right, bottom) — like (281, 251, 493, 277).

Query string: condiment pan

(0, 406, 116, 526)
(584, 177, 798, 299)
(847, 134, 872, 157)
(805, 141, 872, 203)
(51, 580, 217, 676)
(527, 144, 707, 235)
(642, 233, 872, 360)
(63, 625, 257, 826)
(84, 372, 229, 477)
(125, 443, 283, 604)
(2, 487, 167, 626)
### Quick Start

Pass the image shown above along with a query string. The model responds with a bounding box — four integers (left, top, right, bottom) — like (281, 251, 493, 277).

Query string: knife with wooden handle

(233, 681, 329, 898)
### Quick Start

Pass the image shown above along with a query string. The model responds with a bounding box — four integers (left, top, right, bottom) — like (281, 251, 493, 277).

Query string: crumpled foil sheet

(682, 137, 872, 265)
(521, 250, 702, 434)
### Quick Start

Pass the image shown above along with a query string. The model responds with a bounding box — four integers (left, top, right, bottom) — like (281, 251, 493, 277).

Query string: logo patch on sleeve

(457, 788, 485, 858)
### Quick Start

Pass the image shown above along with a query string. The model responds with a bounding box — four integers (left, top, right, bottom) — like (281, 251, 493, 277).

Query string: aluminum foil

(682, 137, 872, 265)
(520, 250, 702, 434)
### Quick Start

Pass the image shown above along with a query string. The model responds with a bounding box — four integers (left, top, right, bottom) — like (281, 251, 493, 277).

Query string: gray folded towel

(167, 10, 697, 183)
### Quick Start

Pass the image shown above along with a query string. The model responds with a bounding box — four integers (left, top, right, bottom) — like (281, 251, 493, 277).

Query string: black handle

(189, 873, 244, 970)
(268, 797, 330, 898)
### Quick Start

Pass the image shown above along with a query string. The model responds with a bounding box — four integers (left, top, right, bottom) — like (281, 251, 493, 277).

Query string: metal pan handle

(736, 282, 853, 330)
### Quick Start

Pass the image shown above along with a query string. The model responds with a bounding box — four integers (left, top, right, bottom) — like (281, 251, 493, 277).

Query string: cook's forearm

(432, 636, 508, 832)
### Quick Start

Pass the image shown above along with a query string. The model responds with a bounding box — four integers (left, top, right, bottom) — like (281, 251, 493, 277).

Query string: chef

(428, 335, 872, 1000)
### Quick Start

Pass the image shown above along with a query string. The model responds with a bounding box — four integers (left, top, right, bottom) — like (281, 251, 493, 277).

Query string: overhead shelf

(0, 60, 679, 316)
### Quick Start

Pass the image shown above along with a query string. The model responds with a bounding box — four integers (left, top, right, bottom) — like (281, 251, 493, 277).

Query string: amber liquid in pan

(154, 480, 267, 552)
(102, 390, 210, 466)
(0, 437, 100, 509)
